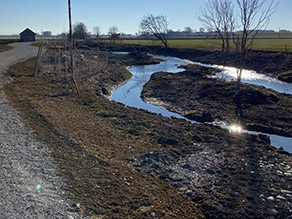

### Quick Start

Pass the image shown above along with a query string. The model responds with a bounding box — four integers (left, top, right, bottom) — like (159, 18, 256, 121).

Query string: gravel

(0, 43, 84, 218)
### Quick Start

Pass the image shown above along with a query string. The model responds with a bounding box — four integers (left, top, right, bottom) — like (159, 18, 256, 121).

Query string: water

(112, 51, 130, 55)
(110, 55, 292, 153)
(214, 66, 292, 95)
(111, 55, 190, 119)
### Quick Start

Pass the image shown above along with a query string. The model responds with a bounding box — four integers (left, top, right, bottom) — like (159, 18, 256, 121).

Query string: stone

(267, 208, 278, 216)
(281, 189, 292, 194)
(267, 196, 275, 201)
(276, 195, 286, 201)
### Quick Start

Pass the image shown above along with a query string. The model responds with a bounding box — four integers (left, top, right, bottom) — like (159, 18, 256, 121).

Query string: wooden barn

(20, 28, 36, 42)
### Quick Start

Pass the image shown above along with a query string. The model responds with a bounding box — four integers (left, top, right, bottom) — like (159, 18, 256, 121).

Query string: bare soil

(3, 43, 292, 218)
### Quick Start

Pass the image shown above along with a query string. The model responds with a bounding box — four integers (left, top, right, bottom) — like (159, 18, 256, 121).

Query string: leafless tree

(199, 0, 235, 53)
(140, 14, 169, 47)
(108, 26, 119, 36)
(184, 27, 193, 33)
(108, 26, 120, 43)
(93, 26, 101, 38)
(73, 22, 88, 39)
(234, 0, 278, 119)
(235, 0, 278, 59)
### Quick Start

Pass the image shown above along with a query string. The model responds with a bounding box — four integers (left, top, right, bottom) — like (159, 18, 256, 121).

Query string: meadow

(119, 38, 292, 53)
(1, 33, 292, 53)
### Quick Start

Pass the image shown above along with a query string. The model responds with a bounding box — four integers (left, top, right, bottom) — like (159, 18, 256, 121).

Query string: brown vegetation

(2, 45, 291, 218)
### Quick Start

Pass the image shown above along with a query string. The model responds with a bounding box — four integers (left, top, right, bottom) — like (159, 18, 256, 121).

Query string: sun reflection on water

(229, 124, 243, 134)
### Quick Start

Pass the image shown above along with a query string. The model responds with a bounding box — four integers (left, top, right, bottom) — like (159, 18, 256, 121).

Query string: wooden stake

(33, 41, 44, 76)
(68, 0, 80, 94)
(54, 42, 57, 73)
(58, 41, 61, 77)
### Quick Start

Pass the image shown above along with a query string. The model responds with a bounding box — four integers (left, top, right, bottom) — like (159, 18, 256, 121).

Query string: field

(118, 38, 292, 52)
(2, 33, 292, 53)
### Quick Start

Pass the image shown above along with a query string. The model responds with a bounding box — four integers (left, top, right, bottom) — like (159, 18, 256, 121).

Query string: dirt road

(0, 43, 82, 218)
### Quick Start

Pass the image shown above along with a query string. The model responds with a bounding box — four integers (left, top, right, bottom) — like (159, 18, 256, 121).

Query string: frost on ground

(0, 43, 83, 218)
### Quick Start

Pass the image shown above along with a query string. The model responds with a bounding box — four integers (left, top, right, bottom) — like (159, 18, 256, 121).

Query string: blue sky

(0, 0, 291, 35)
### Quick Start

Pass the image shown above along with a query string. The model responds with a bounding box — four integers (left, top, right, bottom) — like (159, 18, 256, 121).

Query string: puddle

(112, 51, 129, 55)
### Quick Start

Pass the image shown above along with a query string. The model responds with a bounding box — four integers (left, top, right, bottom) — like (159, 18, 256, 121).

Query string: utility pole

(68, 0, 80, 94)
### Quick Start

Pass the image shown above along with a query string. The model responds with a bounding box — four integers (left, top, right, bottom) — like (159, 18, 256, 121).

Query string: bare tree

(184, 27, 193, 33)
(235, 0, 278, 59)
(73, 22, 88, 39)
(108, 26, 119, 36)
(108, 26, 120, 43)
(93, 26, 101, 38)
(140, 14, 168, 47)
(234, 0, 278, 119)
(199, 0, 234, 53)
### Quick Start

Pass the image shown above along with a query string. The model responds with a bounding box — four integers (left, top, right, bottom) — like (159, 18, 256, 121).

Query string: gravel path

(0, 43, 83, 218)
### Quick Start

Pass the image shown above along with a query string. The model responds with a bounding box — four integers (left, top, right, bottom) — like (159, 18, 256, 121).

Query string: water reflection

(112, 51, 129, 55)
(111, 56, 189, 119)
(229, 124, 243, 133)
(214, 65, 292, 95)
(110, 54, 292, 153)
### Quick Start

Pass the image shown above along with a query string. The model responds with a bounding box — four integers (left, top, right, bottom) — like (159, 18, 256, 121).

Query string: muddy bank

(83, 41, 292, 83)
(3, 45, 292, 218)
(142, 65, 292, 138)
(152, 47, 292, 83)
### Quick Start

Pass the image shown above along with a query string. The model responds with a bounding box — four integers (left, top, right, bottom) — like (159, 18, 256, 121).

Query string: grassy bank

(117, 38, 292, 53)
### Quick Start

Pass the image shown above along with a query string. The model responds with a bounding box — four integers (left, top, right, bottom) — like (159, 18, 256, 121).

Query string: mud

(142, 67, 292, 138)
(2, 43, 292, 218)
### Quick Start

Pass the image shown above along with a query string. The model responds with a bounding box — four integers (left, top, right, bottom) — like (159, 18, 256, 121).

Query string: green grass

(118, 38, 292, 53)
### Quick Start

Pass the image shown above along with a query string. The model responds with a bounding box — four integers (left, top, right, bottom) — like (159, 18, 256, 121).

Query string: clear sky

(0, 0, 291, 35)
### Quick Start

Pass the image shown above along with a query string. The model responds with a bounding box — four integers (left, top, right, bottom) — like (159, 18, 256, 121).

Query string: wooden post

(285, 44, 288, 56)
(68, 0, 80, 94)
(54, 42, 57, 72)
(33, 41, 44, 76)
(63, 39, 68, 83)
(58, 41, 61, 77)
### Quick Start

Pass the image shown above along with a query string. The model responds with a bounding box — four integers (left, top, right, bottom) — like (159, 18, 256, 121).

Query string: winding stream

(110, 54, 292, 153)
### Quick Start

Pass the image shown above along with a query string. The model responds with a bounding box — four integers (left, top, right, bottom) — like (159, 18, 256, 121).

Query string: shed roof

(20, 28, 36, 36)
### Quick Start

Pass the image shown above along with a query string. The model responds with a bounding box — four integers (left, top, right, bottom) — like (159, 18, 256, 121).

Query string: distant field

(2, 35, 292, 52)
(119, 38, 292, 52)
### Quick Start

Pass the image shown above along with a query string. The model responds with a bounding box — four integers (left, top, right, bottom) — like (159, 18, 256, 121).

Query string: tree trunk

(162, 39, 168, 48)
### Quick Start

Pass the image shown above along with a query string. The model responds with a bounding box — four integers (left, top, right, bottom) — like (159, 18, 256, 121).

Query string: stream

(110, 53, 292, 153)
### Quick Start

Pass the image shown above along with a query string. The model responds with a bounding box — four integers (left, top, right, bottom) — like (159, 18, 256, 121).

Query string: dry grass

(119, 38, 292, 52)
(0, 45, 12, 53)
(3, 54, 204, 218)
(3, 48, 291, 218)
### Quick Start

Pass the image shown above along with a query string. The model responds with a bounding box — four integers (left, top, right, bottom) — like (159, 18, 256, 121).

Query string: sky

(0, 0, 291, 35)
